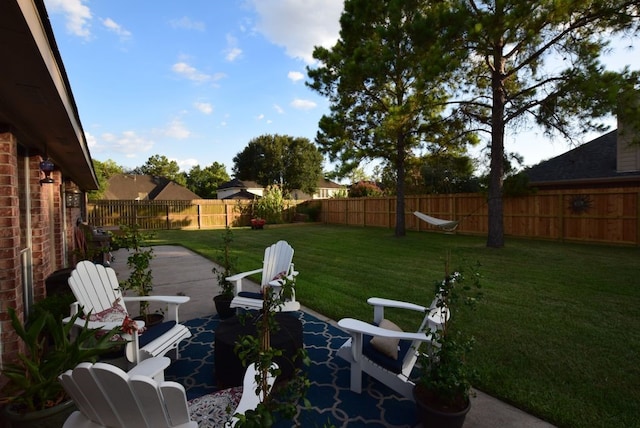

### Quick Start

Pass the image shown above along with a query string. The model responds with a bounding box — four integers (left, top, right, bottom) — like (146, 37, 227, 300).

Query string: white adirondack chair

(227, 240, 300, 312)
(59, 357, 277, 428)
(64, 260, 192, 365)
(336, 297, 449, 400)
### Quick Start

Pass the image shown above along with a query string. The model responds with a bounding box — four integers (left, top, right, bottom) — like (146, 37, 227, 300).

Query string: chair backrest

(59, 361, 193, 428)
(260, 240, 295, 287)
(68, 260, 126, 316)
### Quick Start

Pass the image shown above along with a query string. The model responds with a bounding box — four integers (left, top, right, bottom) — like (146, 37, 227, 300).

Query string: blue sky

(45, 0, 638, 177)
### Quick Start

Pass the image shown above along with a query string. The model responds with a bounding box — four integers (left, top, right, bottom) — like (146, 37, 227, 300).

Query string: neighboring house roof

(218, 178, 262, 190)
(525, 130, 640, 186)
(318, 177, 343, 189)
(104, 174, 200, 200)
(221, 189, 261, 200)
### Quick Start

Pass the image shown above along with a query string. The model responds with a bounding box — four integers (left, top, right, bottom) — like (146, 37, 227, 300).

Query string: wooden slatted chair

(64, 260, 192, 365)
(59, 357, 277, 428)
(336, 297, 449, 400)
(227, 240, 300, 312)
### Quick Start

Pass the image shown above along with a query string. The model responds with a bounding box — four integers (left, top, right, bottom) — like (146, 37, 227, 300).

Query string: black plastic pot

(2, 400, 76, 428)
(413, 386, 471, 428)
(214, 294, 235, 319)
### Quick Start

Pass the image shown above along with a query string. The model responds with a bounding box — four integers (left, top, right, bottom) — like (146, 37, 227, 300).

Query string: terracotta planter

(413, 386, 470, 428)
(2, 399, 76, 428)
(214, 294, 235, 319)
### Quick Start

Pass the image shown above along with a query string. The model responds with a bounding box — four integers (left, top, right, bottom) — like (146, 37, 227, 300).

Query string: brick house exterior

(0, 1, 98, 367)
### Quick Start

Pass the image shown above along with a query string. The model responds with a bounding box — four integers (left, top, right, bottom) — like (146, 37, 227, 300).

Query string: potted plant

(212, 226, 237, 319)
(112, 224, 162, 326)
(413, 256, 482, 428)
(233, 273, 311, 426)
(1, 307, 124, 428)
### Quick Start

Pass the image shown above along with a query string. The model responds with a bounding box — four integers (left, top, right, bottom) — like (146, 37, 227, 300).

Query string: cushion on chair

(369, 319, 402, 359)
(139, 320, 177, 347)
(187, 386, 243, 427)
(363, 319, 413, 374)
(87, 301, 127, 323)
(237, 291, 263, 300)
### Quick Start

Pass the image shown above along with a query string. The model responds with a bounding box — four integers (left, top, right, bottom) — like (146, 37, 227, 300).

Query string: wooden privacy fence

(87, 187, 640, 246)
(87, 199, 254, 230)
(320, 188, 640, 246)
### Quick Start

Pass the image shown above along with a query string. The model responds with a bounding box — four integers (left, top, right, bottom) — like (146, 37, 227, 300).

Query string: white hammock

(413, 211, 459, 232)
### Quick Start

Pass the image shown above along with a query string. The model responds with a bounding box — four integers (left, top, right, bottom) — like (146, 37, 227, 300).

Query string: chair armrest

(338, 318, 429, 342)
(123, 296, 189, 305)
(226, 268, 263, 294)
(367, 297, 428, 325)
(127, 356, 170, 379)
(123, 295, 189, 322)
(367, 297, 427, 312)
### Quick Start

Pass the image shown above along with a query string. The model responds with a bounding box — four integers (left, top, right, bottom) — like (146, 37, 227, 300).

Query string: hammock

(413, 211, 459, 232)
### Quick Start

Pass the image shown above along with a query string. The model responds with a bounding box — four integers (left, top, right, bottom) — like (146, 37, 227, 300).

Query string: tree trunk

(395, 136, 406, 237)
(487, 49, 506, 248)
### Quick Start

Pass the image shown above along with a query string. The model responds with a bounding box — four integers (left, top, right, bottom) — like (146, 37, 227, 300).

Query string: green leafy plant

(212, 226, 237, 297)
(0, 307, 123, 413)
(112, 224, 155, 319)
(415, 256, 482, 413)
(254, 185, 285, 224)
(233, 274, 311, 427)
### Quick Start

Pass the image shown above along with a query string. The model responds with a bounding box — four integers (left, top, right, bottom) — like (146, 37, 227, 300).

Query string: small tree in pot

(414, 256, 482, 428)
(212, 226, 237, 319)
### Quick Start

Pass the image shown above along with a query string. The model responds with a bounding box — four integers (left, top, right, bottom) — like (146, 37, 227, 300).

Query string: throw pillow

(87, 301, 127, 323)
(370, 319, 403, 360)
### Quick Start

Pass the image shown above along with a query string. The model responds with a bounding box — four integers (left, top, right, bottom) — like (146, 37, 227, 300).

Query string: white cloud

(225, 34, 243, 62)
(257, 114, 265, 120)
(291, 98, 317, 110)
(249, 0, 342, 64)
(45, 0, 92, 38)
(177, 158, 199, 171)
(172, 62, 220, 83)
(170, 16, 205, 32)
(273, 104, 284, 114)
(163, 118, 191, 139)
(288, 71, 304, 83)
(102, 18, 131, 40)
(194, 102, 213, 114)
(99, 131, 154, 155)
(85, 131, 97, 148)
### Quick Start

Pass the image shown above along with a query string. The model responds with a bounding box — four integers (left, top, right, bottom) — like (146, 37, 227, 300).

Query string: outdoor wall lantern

(65, 189, 82, 208)
(39, 157, 55, 184)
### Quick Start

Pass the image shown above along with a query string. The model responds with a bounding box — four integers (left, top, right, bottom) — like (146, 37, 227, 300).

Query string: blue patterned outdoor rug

(165, 312, 417, 428)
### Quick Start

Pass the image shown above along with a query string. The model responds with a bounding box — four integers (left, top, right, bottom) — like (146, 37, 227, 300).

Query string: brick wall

(0, 131, 22, 363)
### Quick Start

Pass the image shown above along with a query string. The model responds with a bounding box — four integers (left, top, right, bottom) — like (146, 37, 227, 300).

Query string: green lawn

(149, 224, 640, 428)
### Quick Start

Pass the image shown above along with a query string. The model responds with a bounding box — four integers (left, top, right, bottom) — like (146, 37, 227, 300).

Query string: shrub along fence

(87, 187, 639, 246)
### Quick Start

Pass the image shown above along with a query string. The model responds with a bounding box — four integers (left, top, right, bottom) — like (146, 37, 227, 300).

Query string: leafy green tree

(421, 152, 480, 194)
(89, 159, 124, 199)
(433, 0, 640, 247)
(134, 154, 186, 186)
(307, 0, 470, 236)
(233, 134, 323, 196)
(186, 162, 230, 199)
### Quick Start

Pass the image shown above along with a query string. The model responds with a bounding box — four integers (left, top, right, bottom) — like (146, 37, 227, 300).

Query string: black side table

(214, 312, 303, 389)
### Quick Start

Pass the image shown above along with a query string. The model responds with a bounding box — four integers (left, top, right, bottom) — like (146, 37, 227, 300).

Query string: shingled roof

(103, 174, 200, 200)
(525, 130, 640, 186)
